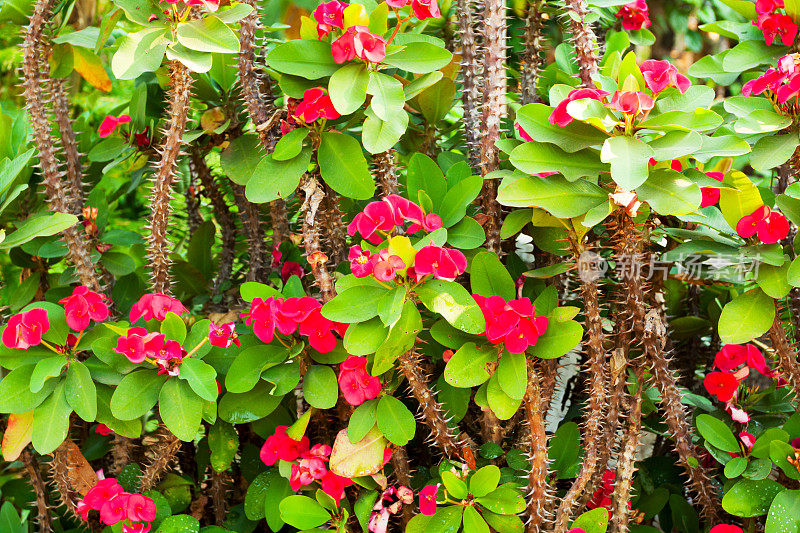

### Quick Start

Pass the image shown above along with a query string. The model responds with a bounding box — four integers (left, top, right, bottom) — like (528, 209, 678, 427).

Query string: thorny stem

(520, 0, 546, 104)
(454, 0, 482, 171)
(609, 369, 643, 533)
(140, 425, 182, 491)
(22, 449, 52, 532)
(524, 362, 552, 533)
(564, 0, 599, 88)
(299, 173, 337, 302)
(769, 303, 800, 399)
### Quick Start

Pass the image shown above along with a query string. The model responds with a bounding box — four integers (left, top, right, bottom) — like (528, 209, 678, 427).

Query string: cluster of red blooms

(349, 243, 467, 283)
(312, 2, 388, 63)
(114, 328, 185, 376)
(548, 60, 689, 128)
(743, 53, 800, 103)
(472, 295, 548, 354)
(753, 0, 798, 47)
(387, 0, 439, 19)
(704, 344, 774, 423)
(2, 308, 49, 350)
(241, 296, 347, 353)
(77, 478, 157, 533)
(338, 355, 381, 406)
(348, 194, 443, 244)
(292, 87, 341, 125)
(736, 205, 790, 244)
(615, 0, 650, 31)
(60, 285, 111, 331)
(418, 484, 439, 515)
(260, 426, 354, 503)
(587, 469, 616, 510)
(130, 292, 187, 323)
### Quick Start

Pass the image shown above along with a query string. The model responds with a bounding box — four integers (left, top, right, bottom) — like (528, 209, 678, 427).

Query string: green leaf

(372, 301, 422, 374)
(766, 490, 800, 533)
(470, 465, 501, 498)
(404, 71, 444, 100)
(161, 311, 187, 343)
(601, 136, 653, 190)
(322, 285, 388, 323)
(31, 381, 71, 454)
(279, 495, 331, 529)
(510, 143, 609, 182)
(496, 352, 527, 400)
(344, 318, 388, 356)
(725, 456, 748, 479)
(176, 16, 239, 53)
(179, 358, 218, 401)
(694, 135, 751, 163)
(722, 39, 785, 73)
(751, 133, 800, 171)
(438, 175, 482, 227)
(407, 153, 446, 211)
(648, 130, 703, 161)
(571, 508, 609, 533)
(110, 371, 167, 420)
(303, 365, 338, 409)
(415, 279, 485, 334)
(637, 109, 723, 132)
(362, 109, 408, 154)
(329, 427, 388, 478)
(166, 43, 212, 73)
(447, 217, 485, 249)
(225, 344, 288, 393)
(444, 342, 497, 387)
(383, 41, 453, 73)
(220, 135, 263, 185)
(635, 168, 701, 215)
(528, 319, 583, 359)
(245, 147, 312, 204)
(267, 40, 339, 79)
(329, 63, 369, 115)
(757, 262, 792, 299)
(367, 71, 405, 121)
(475, 484, 526, 515)
(719, 170, 763, 230)
(154, 515, 200, 532)
(111, 28, 168, 80)
(318, 132, 375, 200)
(406, 506, 463, 533)
(159, 378, 203, 441)
(0, 213, 78, 250)
(218, 382, 282, 423)
(418, 78, 456, 123)
(515, 102, 607, 153)
(244, 471, 281, 521)
(65, 360, 97, 422)
(497, 173, 607, 218)
(30, 356, 67, 393)
(486, 373, 522, 420)
(376, 395, 415, 445)
(349, 398, 378, 443)
(718, 289, 775, 345)
(734, 110, 792, 135)
(272, 128, 309, 161)
(441, 471, 469, 499)
(208, 421, 238, 473)
(471, 251, 515, 300)
(723, 479, 783, 517)
(696, 414, 739, 453)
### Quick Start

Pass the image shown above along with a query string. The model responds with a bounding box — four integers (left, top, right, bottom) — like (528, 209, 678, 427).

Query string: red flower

(640, 59, 691, 94)
(349, 245, 374, 277)
(59, 285, 110, 331)
(281, 261, 304, 282)
(713, 344, 749, 372)
(290, 444, 331, 491)
(100, 492, 130, 525)
(411, 0, 440, 20)
(743, 67, 788, 97)
(353, 27, 387, 63)
(320, 471, 354, 504)
(608, 90, 654, 116)
(241, 297, 278, 343)
(2, 308, 49, 350)
(126, 494, 157, 523)
(208, 322, 239, 348)
(260, 426, 310, 466)
(370, 249, 406, 282)
(313, 0, 347, 37)
(616, 0, 651, 31)
(98, 114, 131, 138)
(473, 295, 548, 354)
(332, 28, 357, 63)
(295, 87, 340, 122)
(84, 479, 124, 511)
(710, 526, 743, 533)
(756, 12, 798, 46)
(299, 309, 344, 353)
(113, 327, 150, 363)
(704, 372, 739, 402)
(740, 431, 756, 451)
(418, 484, 439, 515)
(130, 293, 187, 323)
(587, 469, 615, 510)
(347, 195, 442, 244)
(516, 123, 533, 142)
(549, 88, 609, 127)
(736, 205, 790, 244)
(413, 245, 466, 282)
(700, 172, 723, 207)
(757, 0, 784, 15)
(383, 195, 443, 234)
(338, 355, 381, 406)
(95, 424, 113, 436)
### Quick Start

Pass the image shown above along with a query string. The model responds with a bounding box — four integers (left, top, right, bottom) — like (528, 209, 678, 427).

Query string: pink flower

(616, 0, 651, 31)
(299, 309, 344, 353)
(743, 67, 788, 97)
(728, 405, 750, 424)
(2, 308, 49, 350)
(113, 327, 149, 363)
(313, 0, 347, 32)
(347, 195, 441, 244)
(349, 245, 374, 277)
(98, 114, 131, 138)
(295, 87, 340, 122)
(290, 444, 331, 491)
(84, 478, 124, 511)
(736, 205, 790, 244)
(704, 372, 739, 402)
(332, 28, 357, 63)
(353, 27, 387, 63)
(122, 524, 151, 533)
(411, 0, 440, 20)
(710, 526, 743, 533)
(59, 285, 110, 331)
(549, 88, 609, 127)
(126, 494, 157, 522)
(208, 322, 239, 348)
(370, 249, 406, 282)
(338, 356, 381, 406)
(130, 293, 187, 323)
(100, 492, 130, 525)
(756, 12, 798, 46)
(281, 261, 304, 282)
(320, 471, 353, 504)
(260, 426, 310, 466)
(241, 297, 278, 343)
(740, 431, 756, 451)
(418, 484, 439, 515)
(77, 500, 91, 521)
(608, 90, 654, 116)
(413, 245, 466, 282)
(700, 172, 723, 207)
(473, 295, 548, 354)
(756, 0, 784, 15)
(640, 60, 691, 94)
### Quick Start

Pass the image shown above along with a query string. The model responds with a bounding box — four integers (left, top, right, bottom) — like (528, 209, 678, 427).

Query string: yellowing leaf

(2, 411, 33, 461)
(388, 235, 417, 275)
(343, 4, 369, 28)
(329, 427, 387, 478)
(201, 107, 227, 133)
(71, 46, 112, 92)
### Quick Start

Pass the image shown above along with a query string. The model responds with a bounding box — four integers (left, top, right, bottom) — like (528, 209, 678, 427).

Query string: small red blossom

(473, 295, 548, 354)
(98, 114, 131, 138)
(208, 322, 239, 348)
(616, 0, 651, 31)
(349, 245, 374, 277)
(126, 494, 157, 523)
(700, 171, 723, 207)
(130, 293, 187, 323)
(312, 0, 347, 37)
(59, 285, 110, 331)
(333, 27, 387, 64)
(714, 343, 773, 376)
(320, 471, 354, 504)
(413, 245, 467, 282)
(348, 195, 442, 244)
(295, 87, 340, 123)
(290, 443, 332, 491)
(587, 469, 615, 510)
(756, 12, 798, 46)
(281, 261, 304, 282)
(608, 90, 654, 117)
(418, 484, 439, 515)
(704, 371, 740, 402)
(757, 0, 784, 15)
(640, 59, 691, 94)
(411, 0, 440, 20)
(2, 308, 49, 350)
(95, 424, 113, 436)
(370, 249, 406, 282)
(740, 431, 756, 451)
(338, 355, 381, 406)
(736, 205, 790, 244)
(549, 88, 609, 127)
(113, 327, 150, 364)
(260, 426, 309, 466)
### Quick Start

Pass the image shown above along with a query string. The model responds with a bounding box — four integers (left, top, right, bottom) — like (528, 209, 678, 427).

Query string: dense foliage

(4, 0, 800, 531)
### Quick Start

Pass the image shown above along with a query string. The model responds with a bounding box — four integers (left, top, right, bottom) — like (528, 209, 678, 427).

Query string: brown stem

(232, 184, 269, 282)
(609, 369, 642, 533)
(299, 173, 336, 302)
(769, 305, 800, 400)
(454, 0, 482, 171)
(520, 0, 546, 104)
(210, 470, 230, 525)
(111, 434, 134, 476)
(319, 184, 349, 265)
(524, 362, 552, 533)
(139, 425, 182, 491)
(390, 446, 414, 526)
(373, 150, 401, 197)
(146, 60, 192, 294)
(564, 0, 599, 88)
(22, 449, 53, 532)
(49, 77, 85, 214)
(48, 441, 80, 516)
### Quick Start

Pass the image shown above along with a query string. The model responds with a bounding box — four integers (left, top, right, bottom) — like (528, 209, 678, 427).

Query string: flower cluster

(754, 0, 798, 47)
(130, 293, 187, 323)
(260, 426, 353, 503)
(587, 469, 616, 510)
(743, 53, 800, 103)
(348, 195, 443, 244)
(338, 356, 381, 406)
(640, 60, 691, 94)
(473, 295, 548, 354)
(241, 296, 347, 353)
(704, 344, 773, 422)
(114, 328, 186, 376)
(294, 87, 340, 124)
(77, 478, 156, 533)
(615, 0, 650, 31)
(2, 308, 49, 350)
(368, 486, 414, 533)
(418, 484, 439, 515)
(608, 90, 654, 117)
(98, 114, 131, 138)
(208, 322, 239, 348)
(349, 242, 466, 283)
(387, 0, 440, 19)
(60, 285, 110, 331)
(736, 205, 790, 244)
(311, 2, 389, 63)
